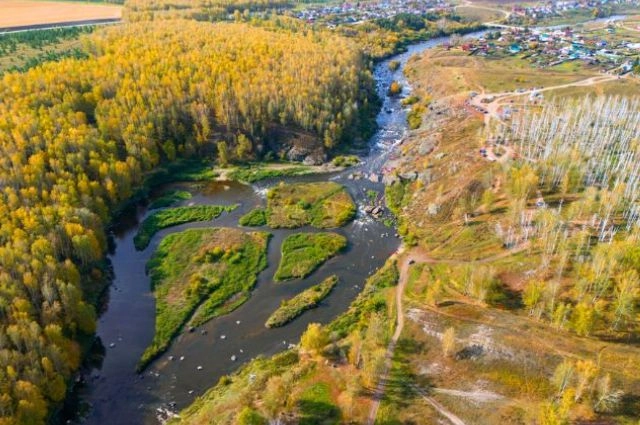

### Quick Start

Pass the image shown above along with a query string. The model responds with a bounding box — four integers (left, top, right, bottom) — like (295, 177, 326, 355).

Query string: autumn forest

(0, 18, 375, 424)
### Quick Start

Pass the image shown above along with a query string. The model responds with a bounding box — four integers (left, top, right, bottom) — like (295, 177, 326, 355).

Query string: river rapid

(70, 31, 487, 425)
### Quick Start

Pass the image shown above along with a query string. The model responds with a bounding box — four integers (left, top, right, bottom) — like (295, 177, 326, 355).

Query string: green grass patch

(297, 382, 341, 425)
(134, 205, 237, 250)
(328, 259, 399, 338)
(145, 159, 217, 189)
(239, 208, 267, 227)
(407, 103, 425, 130)
(266, 275, 339, 328)
(139, 227, 270, 371)
(385, 182, 407, 216)
(266, 182, 356, 229)
(228, 164, 311, 183)
(237, 407, 267, 425)
(274, 233, 347, 281)
(401, 95, 420, 106)
(331, 155, 360, 167)
(149, 190, 192, 210)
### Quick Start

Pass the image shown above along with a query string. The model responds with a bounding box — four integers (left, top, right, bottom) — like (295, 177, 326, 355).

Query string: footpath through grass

(266, 275, 338, 328)
(274, 233, 347, 281)
(134, 205, 236, 250)
(139, 227, 269, 370)
(266, 182, 355, 229)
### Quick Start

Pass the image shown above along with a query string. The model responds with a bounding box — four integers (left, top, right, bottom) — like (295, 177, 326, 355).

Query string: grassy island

(239, 208, 267, 227)
(274, 233, 347, 281)
(266, 275, 339, 328)
(227, 164, 312, 183)
(139, 227, 269, 370)
(266, 182, 356, 229)
(133, 205, 237, 250)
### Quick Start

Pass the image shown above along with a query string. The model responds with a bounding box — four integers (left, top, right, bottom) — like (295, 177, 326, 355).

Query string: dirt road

(366, 248, 472, 425)
(366, 246, 529, 424)
(470, 74, 621, 128)
(366, 250, 412, 425)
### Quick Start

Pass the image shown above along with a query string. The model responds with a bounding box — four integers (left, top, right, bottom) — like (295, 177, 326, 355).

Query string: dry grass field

(0, 0, 122, 29)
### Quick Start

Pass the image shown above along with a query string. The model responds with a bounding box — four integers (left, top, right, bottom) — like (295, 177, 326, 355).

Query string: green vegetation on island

(239, 208, 267, 227)
(148, 190, 192, 210)
(134, 205, 237, 250)
(266, 182, 356, 229)
(227, 164, 312, 183)
(274, 233, 347, 281)
(139, 227, 269, 370)
(266, 275, 339, 328)
(169, 260, 399, 425)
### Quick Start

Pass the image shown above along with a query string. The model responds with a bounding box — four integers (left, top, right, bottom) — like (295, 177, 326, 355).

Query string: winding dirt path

(366, 250, 412, 425)
(470, 74, 622, 128)
(366, 245, 532, 424)
(366, 248, 475, 425)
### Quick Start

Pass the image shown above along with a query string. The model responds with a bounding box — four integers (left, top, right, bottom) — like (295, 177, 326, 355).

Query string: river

(69, 30, 487, 425)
